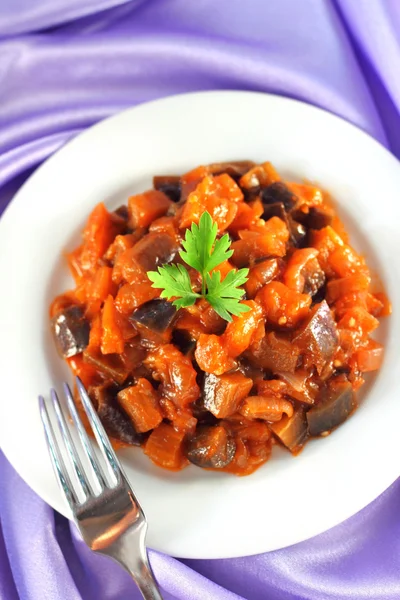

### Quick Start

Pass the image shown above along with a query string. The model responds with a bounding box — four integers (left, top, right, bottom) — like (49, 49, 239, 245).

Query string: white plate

(1, 91, 400, 559)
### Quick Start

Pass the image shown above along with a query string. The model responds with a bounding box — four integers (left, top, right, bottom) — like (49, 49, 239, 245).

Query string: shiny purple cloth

(1, 1, 400, 598)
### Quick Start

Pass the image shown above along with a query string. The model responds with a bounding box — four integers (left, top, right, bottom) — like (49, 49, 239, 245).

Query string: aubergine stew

(50, 161, 390, 475)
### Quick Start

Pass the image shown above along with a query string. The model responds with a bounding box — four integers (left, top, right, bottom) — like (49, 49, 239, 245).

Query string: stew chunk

(51, 306, 90, 358)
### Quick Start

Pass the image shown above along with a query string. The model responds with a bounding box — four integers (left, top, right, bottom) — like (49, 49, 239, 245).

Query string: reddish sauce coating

(50, 161, 390, 475)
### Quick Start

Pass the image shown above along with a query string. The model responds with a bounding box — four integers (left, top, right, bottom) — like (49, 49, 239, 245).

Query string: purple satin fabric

(1, 1, 400, 598)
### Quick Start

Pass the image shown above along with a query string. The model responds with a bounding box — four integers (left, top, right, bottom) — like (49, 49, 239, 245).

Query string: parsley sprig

(147, 212, 250, 322)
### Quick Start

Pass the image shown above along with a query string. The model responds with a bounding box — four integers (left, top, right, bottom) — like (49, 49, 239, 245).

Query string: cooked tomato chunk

(145, 423, 188, 470)
(128, 189, 172, 229)
(256, 281, 311, 328)
(222, 301, 264, 357)
(101, 295, 125, 355)
(145, 344, 200, 407)
(195, 334, 236, 375)
(180, 174, 241, 231)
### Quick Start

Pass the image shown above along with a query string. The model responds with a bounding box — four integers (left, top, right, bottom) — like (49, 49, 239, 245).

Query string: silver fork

(39, 377, 163, 600)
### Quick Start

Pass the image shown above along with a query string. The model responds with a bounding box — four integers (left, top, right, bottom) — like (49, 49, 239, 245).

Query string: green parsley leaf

(147, 212, 249, 321)
(180, 212, 233, 275)
(205, 270, 251, 321)
(206, 233, 233, 272)
(147, 264, 200, 309)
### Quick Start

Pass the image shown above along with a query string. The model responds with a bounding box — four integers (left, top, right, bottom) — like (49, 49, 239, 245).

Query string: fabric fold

(0, 0, 138, 38)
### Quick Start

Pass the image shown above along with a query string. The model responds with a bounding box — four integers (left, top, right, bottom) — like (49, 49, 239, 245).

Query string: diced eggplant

(236, 358, 265, 382)
(303, 262, 326, 297)
(88, 384, 144, 446)
(131, 299, 177, 334)
(247, 331, 300, 373)
(208, 160, 256, 180)
(239, 162, 280, 192)
(271, 408, 308, 452)
(261, 200, 288, 221)
(261, 182, 297, 211)
(109, 206, 132, 234)
(51, 306, 89, 358)
(120, 342, 147, 371)
(129, 300, 177, 347)
(185, 425, 236, 468)
(90, 383, 144, 446)
(153, 175, 180, 189)
(191, 400, 219, 425)
(262, 202, 306, 247)
(130, 364, 156, 384)
(153, 175, 180, 188)
(307, 206, 333, 230)
(293, 301, 338, 374)
(307, 377, 354, 435)
(110, 205, 132, 234)
(245, 257, 282, 298)
(202, 372, 253, 418)
(311, 281, 327, 305)
(262, 201, 286, 222)
(153, 175, 181, 203)
(291, 205, 333, 231)
(172, 329, 197, 357)
(202, 373, 218, 406)
(275, 370, 318, 404)
(160, 184, 181, 204)
(98, 403, 145, 445)
(113, 205, 129, 222)
(131, 232, 179, 273)
(89, 382, 118, 408)
(288, 217, 307, 247)
(83, 349, 129, 385)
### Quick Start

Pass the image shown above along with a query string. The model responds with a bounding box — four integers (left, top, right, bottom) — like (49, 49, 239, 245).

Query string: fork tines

(39, 377, 122, 509)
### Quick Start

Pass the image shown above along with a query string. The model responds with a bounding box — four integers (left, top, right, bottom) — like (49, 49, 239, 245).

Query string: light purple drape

(1, 1, 400, 598)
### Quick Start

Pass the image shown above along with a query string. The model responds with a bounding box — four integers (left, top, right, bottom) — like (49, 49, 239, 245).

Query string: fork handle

(105, 541, 163, 600)
(121, 553, 163, 600)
